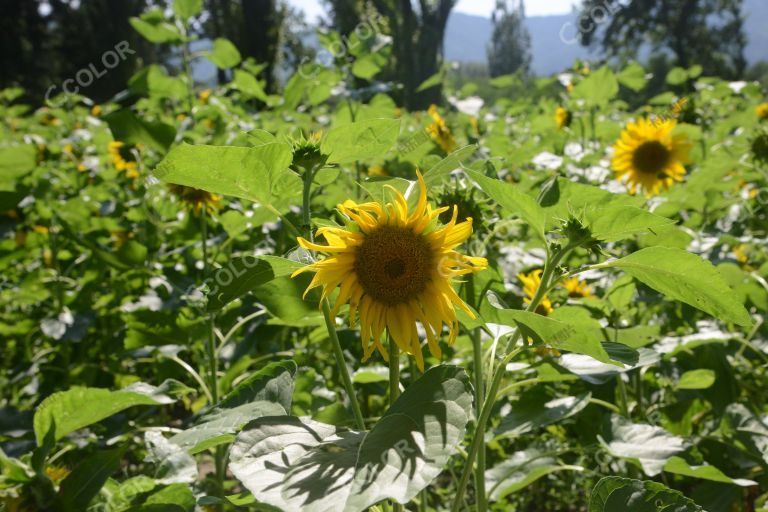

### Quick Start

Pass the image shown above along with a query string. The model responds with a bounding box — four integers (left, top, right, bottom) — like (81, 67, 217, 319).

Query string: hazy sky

(289, 0, 579, 22)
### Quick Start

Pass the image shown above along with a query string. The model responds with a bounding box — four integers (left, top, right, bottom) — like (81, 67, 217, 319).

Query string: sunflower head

(518, 269, 553, 316)
(555, 107, 572, 130)
(169, 184, 221, 214)
(291, 131, 327, 171)
(611, 118, 692, 197)
(563, 277, 591, 298)
(199, 89, 212, 104)
(756, 102, 768, 120)
(91, 104, 102, 117)
(108, 141, 139, 178)
(426, 104, 457, 154)
(292, 171, 487, 370)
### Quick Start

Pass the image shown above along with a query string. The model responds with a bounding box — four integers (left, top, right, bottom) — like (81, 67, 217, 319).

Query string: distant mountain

(445, 0, 768, 75)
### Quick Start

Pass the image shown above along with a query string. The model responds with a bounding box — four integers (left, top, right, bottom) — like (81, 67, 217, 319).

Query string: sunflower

(555, 107, 572, 130)
(168, 184, 221, 214)
(426, 104, 457, 153)
(562, 277, 591, 298)
(757, 102, 768, 120)
(292, 171, 487, 370)
(108, 141, 139, 178)
(611, 118, 692, 197)
(518, 269, 553, 316)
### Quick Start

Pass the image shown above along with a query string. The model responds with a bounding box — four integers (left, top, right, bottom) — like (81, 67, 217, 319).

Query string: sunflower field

(2, 3, 768, 512)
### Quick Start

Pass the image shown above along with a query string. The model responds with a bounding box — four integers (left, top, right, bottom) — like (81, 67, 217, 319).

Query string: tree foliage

(487, 0, 531, 78)
(579, 0, 747, 78)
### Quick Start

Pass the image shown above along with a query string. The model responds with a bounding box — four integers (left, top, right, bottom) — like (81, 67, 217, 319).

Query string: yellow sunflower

(757, 102, 768, 120)
(563, 277, 591, 298)
(108, 141, 139, 178)
(555, 107, 572, 130)
(168, 184, 221, 214)
(292, 171, 487, 370)
(426, 104, 457, 153)
(611, 118, 692, 197)
(518, 269, 553, 315)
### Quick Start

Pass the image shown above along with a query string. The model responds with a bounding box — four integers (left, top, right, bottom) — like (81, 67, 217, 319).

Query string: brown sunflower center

(354, 226, 433, 305)
(632, 140, 670, 175)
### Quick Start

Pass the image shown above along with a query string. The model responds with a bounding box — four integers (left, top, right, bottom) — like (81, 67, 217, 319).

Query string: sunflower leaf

(228, 365, 472, 512)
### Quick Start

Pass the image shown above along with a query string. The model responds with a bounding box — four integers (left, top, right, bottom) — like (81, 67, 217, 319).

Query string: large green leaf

(663, 456, 756, 487)
(104, 109, 176, 153)
(495, 393, 591, 438)
(675, 369, 715, 390)
(34, 387, 169, 444)
(56, 448, 126, 511)
(207, 38, 241, 69)
(228, 365, 472, 511)
(601, 415, 687, 476)
(170, 360, 296, 453)
(129, 14, 181, 44)
(0, 145, 37, 192)
(585, 205, 674, 242)
(321, 118, 401, 164)
(465, 169, 546, 239)
(590, 477, 703, 512)
(486, 448, 583, 501)
(571, 66, 619, 106)
(422, 145, 477, 188)
(617, 62, 648, 92)
(598, 247, 753, 327)
(205, 256, 302, 311)
(173, 0, 203, 20)
(487, 296, 617, 365)
(153, 142, 300, 209)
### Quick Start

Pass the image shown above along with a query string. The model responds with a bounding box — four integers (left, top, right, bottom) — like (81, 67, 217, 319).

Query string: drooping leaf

(56, 448, 126, 511)
(495, 393, 591, 438)
(34, 388, 168, 444)
(170, 360, 296, 453)
(486, 448, 583, 501)
(205, 256, 302, 311)
(663, 456, 757, 487)
(601, 415, 687, 476)
(228, 365, 472, 511)
(598, 247, 753, 327)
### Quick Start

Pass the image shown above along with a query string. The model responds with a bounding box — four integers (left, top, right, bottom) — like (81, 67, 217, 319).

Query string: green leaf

(34, 388, 167, 444)
(144, 431, 197, 484)
(589, 477, 703, 512)
(598, 247, 753, 327)
(422, 145, 477, 188)
(487, 297, 616, 365)
(321, 118, 401, 164)
(617, 62, 648, 92)
(601, 415, 687, 476)
(207, 38, 241, 69)
(170, 361, 296, 453)
(495, 393, 591, 438)
(56, 448, 126, 511)
(173, 0, 203, 20)
(153, 142, 300, 209)
(104, 109, 176, 153)
(415, 69, 445, 92)
(229, 365, 472, 511)
(0, 145, 36, 192)
(571, 66, 619, 106)
(205, 256, 302, 311)
(675, 369, 716, 390)
(233, 69, 268, 101)
(465, 169, 546, 239)
(666, 67, 689, 86)
(585, 205, 674, 242)
(486, 448, 583, 501)
(129, 16, 181, 44)
(663, 456, 757, 486)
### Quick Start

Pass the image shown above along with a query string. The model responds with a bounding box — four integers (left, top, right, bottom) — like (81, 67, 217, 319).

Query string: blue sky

(288, 0, 578, 22)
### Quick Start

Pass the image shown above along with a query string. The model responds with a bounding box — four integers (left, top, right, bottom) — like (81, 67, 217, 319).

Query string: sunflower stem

(388, 334, 403, 512)
(323, 300, 366, 431)
(451, 243, 576, 511)
(466, 274, 487, 512)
